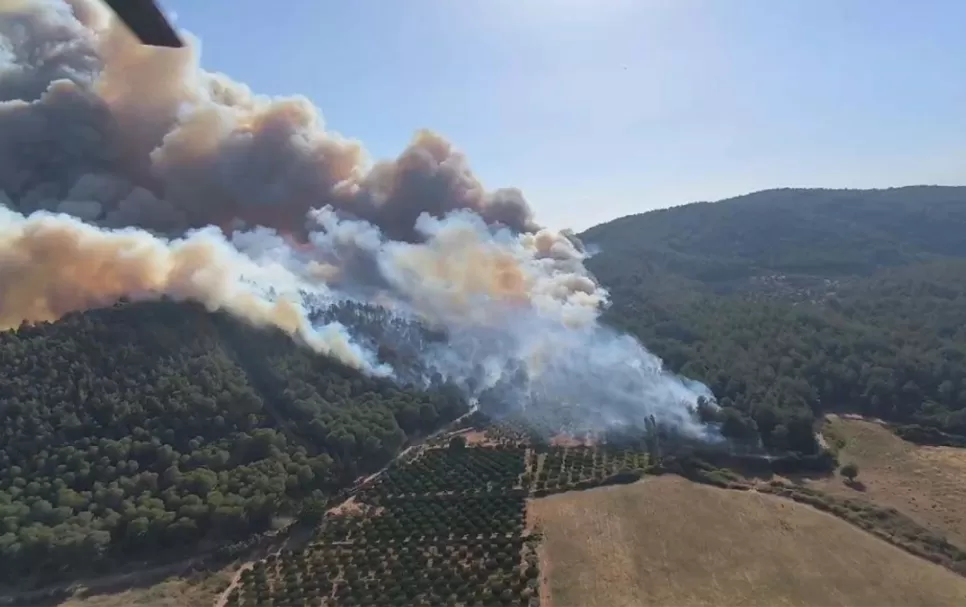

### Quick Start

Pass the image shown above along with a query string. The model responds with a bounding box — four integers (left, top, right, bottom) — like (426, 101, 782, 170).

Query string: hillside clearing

(531, 476, 966, 607)
(55, 566, 235, 607)
(810, 415, 966, 546)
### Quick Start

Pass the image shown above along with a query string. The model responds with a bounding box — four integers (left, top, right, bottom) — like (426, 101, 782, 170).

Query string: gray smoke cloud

(0, 0, 716, 437)
(0, 0, 536, 240)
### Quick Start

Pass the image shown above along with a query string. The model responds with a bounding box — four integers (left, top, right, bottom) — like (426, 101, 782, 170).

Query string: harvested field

(811, 415, 966, 546)
(531, 476, 966, 607)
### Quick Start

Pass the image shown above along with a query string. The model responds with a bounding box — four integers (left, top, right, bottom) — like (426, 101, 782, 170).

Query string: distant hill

(581, 186, 966, 290)
(578, 186, 966, 455)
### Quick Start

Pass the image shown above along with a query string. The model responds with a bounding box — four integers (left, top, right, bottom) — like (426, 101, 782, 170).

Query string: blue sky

(158, 0, 965, 231)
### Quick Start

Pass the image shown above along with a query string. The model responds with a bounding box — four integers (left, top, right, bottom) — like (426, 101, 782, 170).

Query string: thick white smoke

(297, 209, 715, 436)
(0, 0, 715, 436)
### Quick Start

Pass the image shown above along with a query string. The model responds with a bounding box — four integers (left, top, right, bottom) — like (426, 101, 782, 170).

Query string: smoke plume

(0, 0, 715, 436)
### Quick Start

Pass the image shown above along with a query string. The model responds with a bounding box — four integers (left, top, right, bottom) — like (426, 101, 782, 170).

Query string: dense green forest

(0, 302, 465, 584)
(582, 186, 966, 453)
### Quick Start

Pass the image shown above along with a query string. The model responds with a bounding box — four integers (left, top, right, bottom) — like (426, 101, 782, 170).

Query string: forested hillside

(0, 302, 465, 585)
(584, 186, 966, 287)
(582, 186, 966, 453)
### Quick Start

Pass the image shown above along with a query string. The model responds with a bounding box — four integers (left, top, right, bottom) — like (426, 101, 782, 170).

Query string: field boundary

(531, 474, 966, 607)
(655, 460, 966, 579)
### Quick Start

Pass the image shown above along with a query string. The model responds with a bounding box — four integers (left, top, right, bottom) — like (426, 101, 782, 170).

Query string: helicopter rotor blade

(102, 0, 183, 48)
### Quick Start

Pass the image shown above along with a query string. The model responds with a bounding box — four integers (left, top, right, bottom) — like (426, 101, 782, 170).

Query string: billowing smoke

(0, 0, 535, 240)
(0, 206, 384, 372)
(0, 0, 715, 437)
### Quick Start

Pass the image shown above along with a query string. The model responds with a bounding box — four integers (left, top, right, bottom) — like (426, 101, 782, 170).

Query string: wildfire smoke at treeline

(0, 0, 715, 436)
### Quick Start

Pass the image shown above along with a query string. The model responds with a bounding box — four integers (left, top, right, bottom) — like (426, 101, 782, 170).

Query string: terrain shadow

(784, 470, 839, 486)
(0, 526, 296, 607)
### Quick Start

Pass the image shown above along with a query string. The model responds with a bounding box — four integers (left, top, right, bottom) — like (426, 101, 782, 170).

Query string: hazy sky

(158, 0, 965, 231)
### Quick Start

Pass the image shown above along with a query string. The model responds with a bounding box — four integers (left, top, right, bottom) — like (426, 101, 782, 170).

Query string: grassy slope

(810, 415, 966, 547)
(56, 566, 235, 607)
(531, 476, 966, 607)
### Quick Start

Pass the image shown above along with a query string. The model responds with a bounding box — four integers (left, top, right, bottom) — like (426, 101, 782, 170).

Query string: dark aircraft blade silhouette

(103, 0, 183, 48)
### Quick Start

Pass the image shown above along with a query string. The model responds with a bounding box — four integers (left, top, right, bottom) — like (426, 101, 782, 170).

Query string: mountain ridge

(581, 185, 966, 289)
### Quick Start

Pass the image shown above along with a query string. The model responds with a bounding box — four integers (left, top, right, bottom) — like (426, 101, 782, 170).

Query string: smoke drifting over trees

(0, 0, 714, 435)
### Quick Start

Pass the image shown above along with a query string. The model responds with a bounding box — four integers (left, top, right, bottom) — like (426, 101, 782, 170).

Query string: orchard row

(229, 537, 538, 607)
(228, 423, 651, 606)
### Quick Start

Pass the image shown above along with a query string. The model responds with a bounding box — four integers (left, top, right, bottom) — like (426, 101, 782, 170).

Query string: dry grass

(460, 430, 491, 445)
(55, 567, 235, 607)
(810, 415, 966, 546)
(549, 433, 597, 447)
(531, 476, 966, 607)
(327, 496, 365, 516)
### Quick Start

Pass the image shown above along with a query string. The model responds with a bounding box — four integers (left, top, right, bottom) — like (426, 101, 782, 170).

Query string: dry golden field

(812, 414, 966, 547)
(531, 476, 966, 607)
